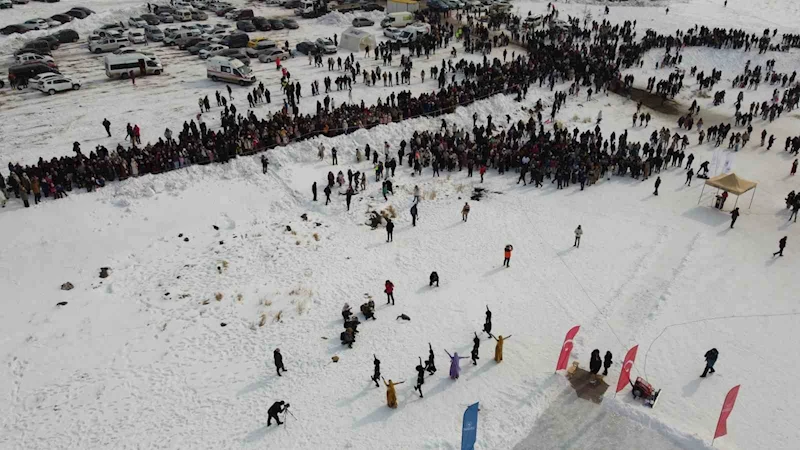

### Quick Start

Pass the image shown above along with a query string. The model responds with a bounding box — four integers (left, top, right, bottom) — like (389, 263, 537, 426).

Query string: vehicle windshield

(237, 65, 252, 76)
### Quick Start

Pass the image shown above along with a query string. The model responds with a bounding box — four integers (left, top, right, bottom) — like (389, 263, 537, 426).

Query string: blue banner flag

(461, 402, 479, 450)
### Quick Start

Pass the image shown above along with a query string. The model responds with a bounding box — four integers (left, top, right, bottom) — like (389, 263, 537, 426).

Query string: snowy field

(3, 1, 800, 450)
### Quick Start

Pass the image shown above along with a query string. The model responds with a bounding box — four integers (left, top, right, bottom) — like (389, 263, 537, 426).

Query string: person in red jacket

(479, 165, 487, 183)
(503, 245, 513, 267)
(384, 280, 395, 305)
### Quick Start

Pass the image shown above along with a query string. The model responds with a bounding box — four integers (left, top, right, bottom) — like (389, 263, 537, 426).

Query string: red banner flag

(616, 345, 639, 393)
(555, 325, 580, 371)
(714, 385, 741, 441)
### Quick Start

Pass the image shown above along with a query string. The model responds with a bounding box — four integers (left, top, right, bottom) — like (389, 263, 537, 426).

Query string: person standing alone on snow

(773, 236, 787, 256)
(503, 245, 513, 267)
(461, 202, 471, 222)
(654, 176, 661, 196)
(102, 118, 111, 137)
(574, 225, 583, 248)
(386, 219, 394, 242)
(384, 280, 395, 305)
(730, 207, 740, 228)
(700, 348, 718, 377)
(274, 348, 287, 376)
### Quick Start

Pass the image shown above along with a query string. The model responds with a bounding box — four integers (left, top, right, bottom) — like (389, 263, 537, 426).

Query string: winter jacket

(575, 227, 583, 237)
(386, 221, 394, 233)
(589, 350, 602, 374)
(384, 281, 394, 294)
(504, 245, 513, 259)
(274, 350, 283, 368)
(705, 349, 719, 367)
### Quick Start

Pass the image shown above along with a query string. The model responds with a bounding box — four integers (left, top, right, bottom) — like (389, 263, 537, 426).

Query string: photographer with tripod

(267, 401, 293, 426)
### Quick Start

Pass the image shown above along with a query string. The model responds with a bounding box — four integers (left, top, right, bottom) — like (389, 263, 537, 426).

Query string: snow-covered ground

(2, 1, 800, 450)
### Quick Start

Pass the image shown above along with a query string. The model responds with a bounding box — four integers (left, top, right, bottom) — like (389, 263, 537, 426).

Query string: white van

(89, 37, 129, 54)
(380, 12, 414, 29)
(206, 56, 255, 85)
(174, 9, 193, 22)
(105, 53, 164, 79)
(164, 28, 201, 46)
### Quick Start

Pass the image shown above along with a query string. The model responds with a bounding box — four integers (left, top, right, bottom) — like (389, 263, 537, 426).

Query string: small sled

(631, 377, 661, 408)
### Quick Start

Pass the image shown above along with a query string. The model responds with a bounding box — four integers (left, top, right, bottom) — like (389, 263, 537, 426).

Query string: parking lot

(0, 0, 504, 166)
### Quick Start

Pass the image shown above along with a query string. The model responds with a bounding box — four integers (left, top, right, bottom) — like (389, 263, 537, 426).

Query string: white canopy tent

(339, 27, 377, 53)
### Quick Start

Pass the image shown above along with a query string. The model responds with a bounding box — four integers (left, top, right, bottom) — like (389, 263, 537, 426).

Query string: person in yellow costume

(492, 334, 512, 363)
(383, 378, 405, 408)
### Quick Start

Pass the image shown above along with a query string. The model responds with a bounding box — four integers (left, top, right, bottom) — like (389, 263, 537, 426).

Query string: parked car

(178, 36, 204, 50)
(8, 63, 60, 87)
(244, 39, 277, 57)
(217, 49, 250, 65)
(140, 13, 161, 25)
(25, 19, 52, 31)
(268, 18, 284, 30)
(191, 10, 208, 20)
(128, 30, 147, 44)
(220, 32, 249, 48)
(258, 48, 291, 63)
(0, 0, 12, 9)
(352, 17, 373, 27)
(315, 37, 336, 54)
(295, 40, 318, 55)
(281, 18, 299, 29)
(1, 24, 37, 35)
(89, 37, 128, 54)
(251, 17, 272, 31)
(65, 9, 89, 19)
(70, 7, 95, 15)
(247, 37, 270, 48)
(284, 0, 302, 9)
(15, 52, 56, 65)
(158, 12, 175, 23)
(199, 43, 228, 59)
(144, 26, 164, 41)
(129, 17, 148, 28)
(216, 6, 236, 16)
(50, 14, 75, 24)
(34, 74, 81, 95)
(50, 29, 79, 43)
(360, 2, 383, 11)
(237, 20, 256, 32)
(16, 40, 54, 55)
(37, 35, 62, 49)
(383, 27, 402, 39)
(188, 40, 212, 54)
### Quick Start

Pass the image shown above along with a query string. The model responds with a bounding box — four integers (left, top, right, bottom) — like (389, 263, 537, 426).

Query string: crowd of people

(2, 4, 797, 217)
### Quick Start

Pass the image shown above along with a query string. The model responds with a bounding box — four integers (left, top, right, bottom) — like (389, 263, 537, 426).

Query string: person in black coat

(274, 348, 287, 376)
(602, 351, 613, 376)
(654, 176, 661, 196)
(324, 185, 332, 205)
(483, 306, 492, 336)
(589, 349, 602, 375)
(773, 236, 787, 257)
(730, 207, 740, 228)
(312, 181, 317, 201)
(424, 342, 436, 374)
(701, 348, 719, 377)
(429, 271, 439, 287)
(371, 355, 381, 387)
(413, 357, 426, 397)
(410, 203, 418, 226)
(470, 332, 480, 365)
(267, 401, 287, 426)
(386, 219, 394, 242)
